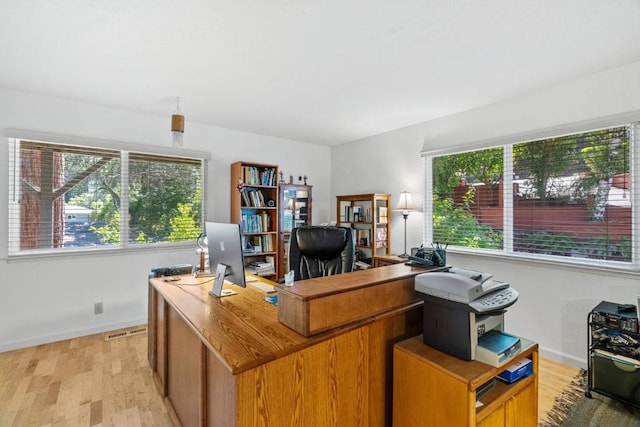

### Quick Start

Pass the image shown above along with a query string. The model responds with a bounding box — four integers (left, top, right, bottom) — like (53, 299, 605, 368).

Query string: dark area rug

(540, 369, 640, 427)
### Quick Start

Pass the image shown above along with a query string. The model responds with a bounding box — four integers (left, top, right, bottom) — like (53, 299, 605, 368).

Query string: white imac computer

(204, 221, 246, 297)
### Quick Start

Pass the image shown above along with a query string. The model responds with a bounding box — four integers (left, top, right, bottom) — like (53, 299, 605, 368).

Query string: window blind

(431, 146, 505, 250)
(8, 135, 207, 256)
(428, 122, 639, 268)
(512, 125, 632, 261)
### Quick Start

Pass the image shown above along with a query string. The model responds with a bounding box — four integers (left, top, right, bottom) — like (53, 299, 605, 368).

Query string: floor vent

(104, 326, 148, 341)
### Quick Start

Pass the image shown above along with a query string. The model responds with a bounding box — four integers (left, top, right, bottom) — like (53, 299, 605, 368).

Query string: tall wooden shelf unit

(230, 161, 279, 279)
(278, 184, 313, 279)
(336, 193, 391, 263)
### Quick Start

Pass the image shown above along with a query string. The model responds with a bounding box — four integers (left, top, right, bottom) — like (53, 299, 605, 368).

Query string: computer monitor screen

(205, 221, 246, 296)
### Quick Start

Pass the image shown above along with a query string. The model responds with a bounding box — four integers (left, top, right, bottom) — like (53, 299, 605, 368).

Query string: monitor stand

(209, 263, 238, 298)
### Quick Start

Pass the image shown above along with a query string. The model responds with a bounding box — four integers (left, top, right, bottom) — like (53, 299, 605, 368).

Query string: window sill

(447, 246, 640, 278)
(5, 241, 194, 263)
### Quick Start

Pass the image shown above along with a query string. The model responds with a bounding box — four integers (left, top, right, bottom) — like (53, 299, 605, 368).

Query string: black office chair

(288, 226, 355, 280)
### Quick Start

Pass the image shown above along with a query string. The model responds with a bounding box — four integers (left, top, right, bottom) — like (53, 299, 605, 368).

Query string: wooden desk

(148, 265, 432, 427)
(373, 254, 407, 267)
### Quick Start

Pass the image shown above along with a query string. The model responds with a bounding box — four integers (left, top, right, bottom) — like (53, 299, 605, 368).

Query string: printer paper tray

(475, 334, 536, 368)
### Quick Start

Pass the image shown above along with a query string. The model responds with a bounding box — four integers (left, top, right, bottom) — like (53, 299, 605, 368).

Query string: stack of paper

(246, 261, 275, 276)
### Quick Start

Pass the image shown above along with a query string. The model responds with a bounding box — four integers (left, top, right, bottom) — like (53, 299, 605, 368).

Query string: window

(432, 147, 505, 250)
(8, 135, 207, 256)
(427, 123, 637, 267)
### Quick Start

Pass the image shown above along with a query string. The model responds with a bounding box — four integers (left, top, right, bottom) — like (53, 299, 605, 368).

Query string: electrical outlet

(94, 302, 103, 314)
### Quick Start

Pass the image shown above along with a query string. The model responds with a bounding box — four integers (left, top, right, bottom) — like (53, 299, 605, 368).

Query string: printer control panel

(469, 287, 519, 313)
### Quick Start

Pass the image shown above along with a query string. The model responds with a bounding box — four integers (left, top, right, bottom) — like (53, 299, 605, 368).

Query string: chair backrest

(288, 226, 355, 280)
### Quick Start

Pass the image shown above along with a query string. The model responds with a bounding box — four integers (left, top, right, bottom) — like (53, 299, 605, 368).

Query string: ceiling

(2, 1, 640, 146)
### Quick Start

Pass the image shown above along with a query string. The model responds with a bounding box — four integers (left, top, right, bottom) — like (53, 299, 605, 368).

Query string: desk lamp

(394, 191, 416, 258)
(195, 233, 209, 276)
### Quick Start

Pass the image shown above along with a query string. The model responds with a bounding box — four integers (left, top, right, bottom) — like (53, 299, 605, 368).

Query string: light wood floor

(0, 327, 172, 426)
(537, 356, 581, 424)
(0, 326, 580, 426)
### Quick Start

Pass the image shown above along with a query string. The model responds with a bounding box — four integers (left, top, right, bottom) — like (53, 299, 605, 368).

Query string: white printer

(415, 268, 519, 361)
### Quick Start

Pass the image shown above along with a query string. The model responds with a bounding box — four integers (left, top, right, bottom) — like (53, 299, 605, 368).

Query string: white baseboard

(0, 318, 148, 353)
(539, 345, 587, 369)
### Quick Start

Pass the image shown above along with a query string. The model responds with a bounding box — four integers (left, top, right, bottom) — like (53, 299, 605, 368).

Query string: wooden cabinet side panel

(236, 327, 370, 427)
(148, 281, 156, 369)
(167, 306, 204, 427)
(393, 347, 469, 427)
(331, 327, 369, 426)
(367, 305, 423, 426)
(156, 292, 167, 393)
(206, 351, 237, 427)
(510, 384, 538, 427)
(230, 162, 243, 223)
(276, 291, 309, 336)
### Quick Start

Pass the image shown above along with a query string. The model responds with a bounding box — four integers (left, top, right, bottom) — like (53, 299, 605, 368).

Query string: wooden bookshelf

(230, 161, 279, 279)
(336, 193, 391, 267)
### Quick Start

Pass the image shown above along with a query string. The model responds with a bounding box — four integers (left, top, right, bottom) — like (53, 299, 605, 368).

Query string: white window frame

(422, 118, 640, 273)
(7, 129, 210, 259)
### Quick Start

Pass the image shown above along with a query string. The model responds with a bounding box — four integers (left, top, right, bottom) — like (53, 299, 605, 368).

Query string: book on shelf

(343, 206, 351, 222)
(248, 189, 265, 207)
(378, 206, 388, 223)
(353, 206, 363, 222)
(249, 236, 263, 253)
(356, 228, 371, 246)
(376, 227, 387, 248)
(241, 213, 271, 233)
(241, 166, 277, 187)
(246, 261, 275, 276)
(243, 235, 273, 253)
(241, 189, 251, 207)
(241, 189, 273, 209)
(250, 261, 274, 268)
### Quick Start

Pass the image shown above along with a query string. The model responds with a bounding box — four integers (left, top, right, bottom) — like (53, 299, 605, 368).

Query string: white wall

(331, 61, 640, 367)
(0, 88, 331, 351)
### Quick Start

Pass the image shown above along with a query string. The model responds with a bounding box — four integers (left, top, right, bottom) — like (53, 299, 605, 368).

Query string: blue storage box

(497, 358, 532, 383)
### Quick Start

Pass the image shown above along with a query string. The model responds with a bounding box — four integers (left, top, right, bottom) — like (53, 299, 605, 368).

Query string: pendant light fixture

(171, 96, 184, 147)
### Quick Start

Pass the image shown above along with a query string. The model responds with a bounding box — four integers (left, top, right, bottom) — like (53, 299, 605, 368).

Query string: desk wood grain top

(150, 264, 431, 376)
(277, 262, 435, 301)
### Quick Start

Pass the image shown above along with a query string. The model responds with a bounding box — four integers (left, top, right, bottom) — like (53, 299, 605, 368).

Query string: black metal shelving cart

(586, 300, 640, 408)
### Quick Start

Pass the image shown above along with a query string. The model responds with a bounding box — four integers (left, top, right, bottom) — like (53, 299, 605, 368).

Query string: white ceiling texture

(1, 0, 639, 145)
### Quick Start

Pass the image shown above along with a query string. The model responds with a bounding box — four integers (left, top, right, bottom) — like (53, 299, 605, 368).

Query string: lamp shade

(171, 97, 184, 147)
(395, 191, 416, 212)
(171, 113, 184, 133)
